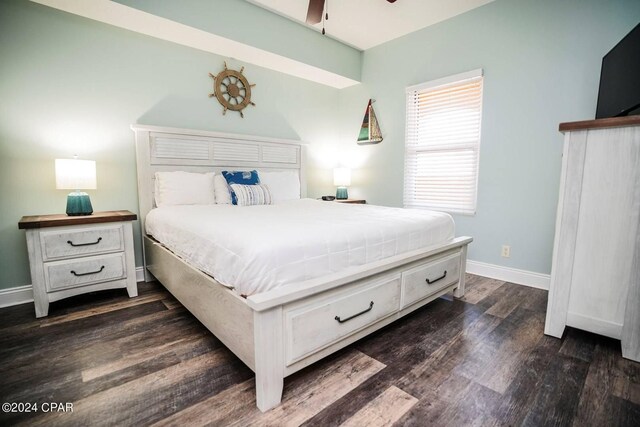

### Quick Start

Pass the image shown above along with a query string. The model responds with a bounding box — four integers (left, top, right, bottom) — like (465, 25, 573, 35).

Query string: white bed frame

(132, 124, 472, 411)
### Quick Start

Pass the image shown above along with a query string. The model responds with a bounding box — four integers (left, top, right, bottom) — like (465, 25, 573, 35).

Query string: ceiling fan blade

(306, 0, 325, 25)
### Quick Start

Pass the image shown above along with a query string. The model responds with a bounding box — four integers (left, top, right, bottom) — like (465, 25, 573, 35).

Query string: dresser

(18, 210, 138, 317)
(545, 116, 640, 362)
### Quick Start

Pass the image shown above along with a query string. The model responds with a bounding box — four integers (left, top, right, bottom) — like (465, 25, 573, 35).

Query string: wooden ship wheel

(209, 62, 255, 118)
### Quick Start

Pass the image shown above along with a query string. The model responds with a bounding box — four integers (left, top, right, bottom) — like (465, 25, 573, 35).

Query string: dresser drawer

(40, 225, 125, 261)
(44, 252, 127, 292)
(402, 252, 461, 308)
(285, 275, 401, 364)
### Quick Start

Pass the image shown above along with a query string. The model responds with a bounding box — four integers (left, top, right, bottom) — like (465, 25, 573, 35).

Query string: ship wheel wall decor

(209, 62, 255, 118)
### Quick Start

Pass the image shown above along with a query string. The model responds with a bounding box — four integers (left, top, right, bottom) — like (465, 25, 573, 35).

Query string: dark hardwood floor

(0, 274, 638, 426)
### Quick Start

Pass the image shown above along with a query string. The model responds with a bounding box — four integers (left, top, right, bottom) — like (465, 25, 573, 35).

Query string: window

(404, 69, 483, 215)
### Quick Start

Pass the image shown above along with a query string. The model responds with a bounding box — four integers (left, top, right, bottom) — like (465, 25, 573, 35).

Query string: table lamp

(55, 158, 96, 216)
(333, 167, 351, 200)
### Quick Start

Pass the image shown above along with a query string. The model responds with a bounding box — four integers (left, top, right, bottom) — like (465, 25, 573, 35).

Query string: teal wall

(0, 0, 341, 289)
(336, 0, 640, 274)
(1, 0, 639, 290)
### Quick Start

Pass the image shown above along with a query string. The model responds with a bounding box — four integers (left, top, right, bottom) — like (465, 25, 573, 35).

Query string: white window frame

(403, 69, 484, 215)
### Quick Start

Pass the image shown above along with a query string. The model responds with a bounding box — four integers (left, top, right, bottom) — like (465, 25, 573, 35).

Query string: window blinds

(404, 69, 483, 215)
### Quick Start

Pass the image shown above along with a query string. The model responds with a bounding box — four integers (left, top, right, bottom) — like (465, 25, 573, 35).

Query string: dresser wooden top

(19, 210, 137, 229)
(559, 115, 640, 132)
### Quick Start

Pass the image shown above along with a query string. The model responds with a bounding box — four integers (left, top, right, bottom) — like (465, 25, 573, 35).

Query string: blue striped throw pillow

(229, 184, 272, 206)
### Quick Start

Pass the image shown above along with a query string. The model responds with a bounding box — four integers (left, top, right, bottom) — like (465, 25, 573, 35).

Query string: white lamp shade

(333, 167, 351, 186)
(55, 159, 97, 190)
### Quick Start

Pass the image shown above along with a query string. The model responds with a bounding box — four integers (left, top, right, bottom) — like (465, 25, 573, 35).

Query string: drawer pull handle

(426, 270, 447, 284)
(70, 266, 105, 277)
(67, 237, 102, 247)
(335, 301, 374, 324)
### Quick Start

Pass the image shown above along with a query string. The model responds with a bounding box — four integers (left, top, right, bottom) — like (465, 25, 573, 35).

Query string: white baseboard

(0, 285, 34, 308)
(466, 260, 550, 290)
(0, 267, 147, 308)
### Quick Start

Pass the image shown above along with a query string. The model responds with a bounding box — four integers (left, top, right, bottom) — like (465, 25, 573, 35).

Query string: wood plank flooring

(0, 274, 638, 426)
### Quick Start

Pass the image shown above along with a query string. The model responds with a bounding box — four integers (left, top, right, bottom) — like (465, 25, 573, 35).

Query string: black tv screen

(595, 23, 640, 119)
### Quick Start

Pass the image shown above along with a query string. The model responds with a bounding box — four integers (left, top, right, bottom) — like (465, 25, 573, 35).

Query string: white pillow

(259, 170, 300, 203)
(230, 184, 272, 206)
(154, 171, 215, 207)
(214, 174, 232, 204)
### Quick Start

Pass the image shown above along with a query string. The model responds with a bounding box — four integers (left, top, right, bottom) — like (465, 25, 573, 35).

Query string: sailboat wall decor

(357, 99, 383, 145)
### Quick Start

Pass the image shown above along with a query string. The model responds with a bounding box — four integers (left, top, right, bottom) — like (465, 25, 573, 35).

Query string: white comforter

(145, 199, 455, 296)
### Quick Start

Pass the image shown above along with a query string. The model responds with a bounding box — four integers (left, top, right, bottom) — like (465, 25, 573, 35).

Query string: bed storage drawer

(44, 252, 127, 291)
(40, 225, 125, 261)
(402, 251, 461, 308)
(285, 275, 401, 364)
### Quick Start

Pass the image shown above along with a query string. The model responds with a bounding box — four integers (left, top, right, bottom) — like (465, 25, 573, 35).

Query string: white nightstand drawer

(40, 225, 125, 261)
(44, 252, 127, 292)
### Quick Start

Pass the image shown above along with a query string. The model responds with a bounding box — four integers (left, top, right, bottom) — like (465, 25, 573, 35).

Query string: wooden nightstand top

(19, 210, 137, 229)
(334, 199, 367, 204)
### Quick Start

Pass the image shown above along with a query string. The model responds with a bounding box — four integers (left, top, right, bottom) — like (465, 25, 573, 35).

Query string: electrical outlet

(501, 245, 511, 258)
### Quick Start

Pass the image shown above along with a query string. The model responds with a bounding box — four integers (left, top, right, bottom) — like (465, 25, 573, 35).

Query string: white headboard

(132, 124, 306, 233)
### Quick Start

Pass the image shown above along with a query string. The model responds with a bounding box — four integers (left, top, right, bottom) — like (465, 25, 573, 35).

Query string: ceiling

(246, 0, 495, 50)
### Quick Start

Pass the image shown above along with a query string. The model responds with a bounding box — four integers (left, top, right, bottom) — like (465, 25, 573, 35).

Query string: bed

(133, 124, 472, 411)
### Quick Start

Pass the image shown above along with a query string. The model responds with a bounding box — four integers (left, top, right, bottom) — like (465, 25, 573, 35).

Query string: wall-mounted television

(595, 23, 640, 119)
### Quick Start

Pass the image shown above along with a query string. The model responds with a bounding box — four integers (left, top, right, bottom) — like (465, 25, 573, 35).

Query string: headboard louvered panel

(153, 137, 210, 159)
(151, 137, 212, 165)
(212, 141, 260, 163)
(262, 144, 299, 164)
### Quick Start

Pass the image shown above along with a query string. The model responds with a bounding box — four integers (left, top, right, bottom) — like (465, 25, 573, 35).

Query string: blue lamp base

(336, 186, 348, 200)
(66, 191, 93, 216)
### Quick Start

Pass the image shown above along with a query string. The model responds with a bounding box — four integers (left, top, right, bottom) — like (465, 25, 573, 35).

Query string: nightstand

(335, 199, 367, 204)
(18, 210, 138, 317)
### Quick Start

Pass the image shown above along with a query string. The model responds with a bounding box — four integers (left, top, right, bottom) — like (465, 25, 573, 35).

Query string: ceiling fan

(306, 0, 397, 34)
